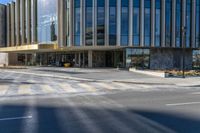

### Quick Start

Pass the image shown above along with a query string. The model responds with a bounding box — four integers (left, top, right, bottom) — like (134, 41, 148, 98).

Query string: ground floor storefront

(5, 48, 198, 70)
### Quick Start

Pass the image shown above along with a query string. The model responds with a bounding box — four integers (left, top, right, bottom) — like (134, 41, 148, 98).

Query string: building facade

(0, 0, 199, 69)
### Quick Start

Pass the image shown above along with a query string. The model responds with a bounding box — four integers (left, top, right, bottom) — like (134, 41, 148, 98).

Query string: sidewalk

(114, 77, 200, 87)
(1, 66, 200, 87)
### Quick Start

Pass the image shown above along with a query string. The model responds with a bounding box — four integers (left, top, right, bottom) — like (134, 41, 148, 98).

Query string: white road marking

(0, 116, 32, 121)
(40, 85, 55, 93)
(59, 83, 77, 93)
(166, 102, 200, 106)
(18, 85, 32, 95)
(0, 85, 9, 95)
(78, 83, 97, 92)
(190, 92, 200, 95)
(95, 82, 116, 90)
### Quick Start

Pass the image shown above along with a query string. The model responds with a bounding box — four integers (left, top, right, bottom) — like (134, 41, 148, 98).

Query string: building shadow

(0, 104, 199, 133)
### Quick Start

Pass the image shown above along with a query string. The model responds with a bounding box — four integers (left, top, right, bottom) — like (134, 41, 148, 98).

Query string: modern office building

(0, 0, 199, 69)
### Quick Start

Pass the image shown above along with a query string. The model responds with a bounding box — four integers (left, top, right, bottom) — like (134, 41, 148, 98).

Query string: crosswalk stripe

(78, 83, 97, 92)
(95, 82, 116, 90)
(0, 85, 9, 95)
(113, 82, 132, 89)
(18, 85, 32, 95)
(40, 85, 55, 93)
(59, 83, 77, 93)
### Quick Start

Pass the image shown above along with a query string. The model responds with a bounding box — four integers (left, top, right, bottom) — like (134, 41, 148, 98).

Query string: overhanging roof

(0, 44, 124, 53)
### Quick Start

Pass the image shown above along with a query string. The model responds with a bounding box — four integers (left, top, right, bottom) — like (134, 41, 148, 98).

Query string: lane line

(166, 102, 200, 106)
(0, 116, 32, 121)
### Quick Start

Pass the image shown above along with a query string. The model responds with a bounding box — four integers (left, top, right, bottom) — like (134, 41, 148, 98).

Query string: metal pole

(182, 26, 186, 78)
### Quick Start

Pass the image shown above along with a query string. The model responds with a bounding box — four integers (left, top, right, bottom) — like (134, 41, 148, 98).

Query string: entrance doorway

(105, 52, 114, 67)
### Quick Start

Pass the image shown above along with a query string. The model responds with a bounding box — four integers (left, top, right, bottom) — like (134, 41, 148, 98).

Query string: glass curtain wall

(109, 0, 117, 46)
(97, 0, 105, 46)
(196, 0, 200, 48)
(133, 0, 140, 46)
(165, 0, 172, 47)
(74, 0, 81, 46)
(186, 0, 191, 48)
(121, 0, 129, 46)
(176, 0, 181, 47)
(144, 0, 151, 46)
(155, 0, 161, 47)
(37, 0, 58, 43)
(85, 0, 93, 46)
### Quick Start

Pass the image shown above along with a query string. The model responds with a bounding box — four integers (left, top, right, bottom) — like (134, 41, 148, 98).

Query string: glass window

(144, 0, 151, 46)
(186, 0, 191, 48)
(155, 0, 161, 47)
(85, 0, 93, 46)
(126, 48, 150, 69)
(109, 0, 117, 45)
(133, 0, 139, 46)
(74, 0, 81, 46)
(196, 0, 200, 48)
(97, 0, 105, 46)
(165, 0, 172, 47)
(37, 0, 58, 43)
(176, 0, 181, 47)
(121, 0, 129, 46)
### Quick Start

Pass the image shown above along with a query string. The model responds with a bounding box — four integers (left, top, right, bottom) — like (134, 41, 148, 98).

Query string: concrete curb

(113, 80, 175, 85)
(129, 68, 166, 78)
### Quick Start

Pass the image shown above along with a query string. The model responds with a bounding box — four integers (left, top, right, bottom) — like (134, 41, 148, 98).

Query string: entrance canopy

(0, 44, 123, 53)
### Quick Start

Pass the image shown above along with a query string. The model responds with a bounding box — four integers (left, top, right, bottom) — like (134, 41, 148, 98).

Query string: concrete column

(0, 5, 6, 47)
(58, 0, 66, 47)
(88, 51, 93, 68)
(11, 2, 15, 46)
(15, 0, 20, 46)
(151, 0, 155, 47)
(171, 0, 176, 48)
(31, 0, 37, 43)
(57, 0, 61, 46)
(191, 0, 196, 48)
(78, 53, 81, 67)
(26, 0, 31, 44)
(20, 0, 26, 45)
(69, 0, 74, 46)
(117, 0, 121, 46)
(181, 0, 186, 48)
(83, 53, 85, 67)
(129, 0, 133, 46)
(161, 0, 166, 47)
(7, 4, 11, 47)
(140, 0, 144, 47)
(80, 0, 85, 46)
(93, 0, 97, 46)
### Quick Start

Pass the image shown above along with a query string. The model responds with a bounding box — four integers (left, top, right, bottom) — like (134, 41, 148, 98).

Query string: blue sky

(0, 0, 12, 4)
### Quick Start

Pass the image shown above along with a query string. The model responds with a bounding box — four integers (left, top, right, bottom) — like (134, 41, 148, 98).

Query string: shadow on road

(0, 104, 199, 133)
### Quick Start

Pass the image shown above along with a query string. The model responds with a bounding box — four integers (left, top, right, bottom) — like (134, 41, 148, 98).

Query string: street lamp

(181, 26, 186, 78)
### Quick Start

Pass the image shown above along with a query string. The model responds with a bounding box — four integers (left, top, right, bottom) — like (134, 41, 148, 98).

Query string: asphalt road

(0, 69, 200, 133)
